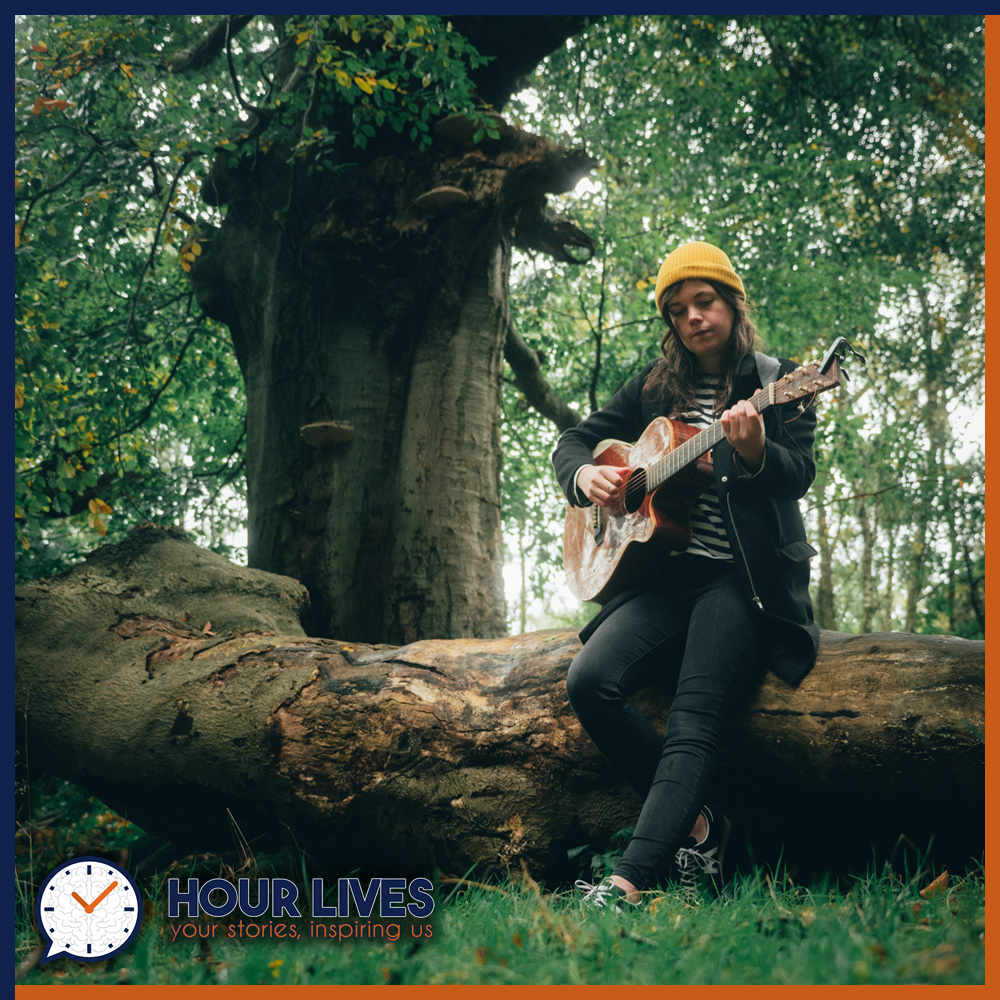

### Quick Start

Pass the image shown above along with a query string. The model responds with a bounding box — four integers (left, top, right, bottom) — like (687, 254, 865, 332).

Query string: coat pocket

(778, 539, 819, 561)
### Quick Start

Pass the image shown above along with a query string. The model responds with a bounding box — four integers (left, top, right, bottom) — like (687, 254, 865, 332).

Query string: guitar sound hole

(624, 468, 647, 514)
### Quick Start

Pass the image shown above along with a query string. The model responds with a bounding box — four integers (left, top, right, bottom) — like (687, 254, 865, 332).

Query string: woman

(551, 241, 820, 907)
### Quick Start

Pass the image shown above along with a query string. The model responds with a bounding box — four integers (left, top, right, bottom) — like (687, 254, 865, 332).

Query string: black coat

(551, 351, 821, 685)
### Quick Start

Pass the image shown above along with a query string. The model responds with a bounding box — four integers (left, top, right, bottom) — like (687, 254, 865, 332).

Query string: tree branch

(224, 15, 271, 126)
(168, 15, 256, 74)
(512, 199, 595, 264)
(450, 15, 592, 110)
(122, 324, 201, 434)
(14, 143, 102, 205)
(503, 322, 580, 433)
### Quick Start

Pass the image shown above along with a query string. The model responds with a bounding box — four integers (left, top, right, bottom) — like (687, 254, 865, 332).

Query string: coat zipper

(726, 490, 764, 612)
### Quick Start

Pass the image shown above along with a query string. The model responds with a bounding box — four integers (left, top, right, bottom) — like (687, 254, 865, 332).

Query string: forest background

(14, 13, 985, 645)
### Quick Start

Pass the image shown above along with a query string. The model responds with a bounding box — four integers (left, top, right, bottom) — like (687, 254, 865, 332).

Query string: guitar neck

(647, 386, 773, 492)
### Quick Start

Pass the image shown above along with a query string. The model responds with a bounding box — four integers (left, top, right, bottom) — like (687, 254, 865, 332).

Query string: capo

(820, 337, 867, 383)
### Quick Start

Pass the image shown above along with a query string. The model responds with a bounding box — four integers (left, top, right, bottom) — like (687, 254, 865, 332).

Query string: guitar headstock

(770, 337, 865, 408)
(770, 358, 843, 407)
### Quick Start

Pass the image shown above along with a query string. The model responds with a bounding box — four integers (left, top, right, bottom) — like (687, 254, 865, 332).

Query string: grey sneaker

(574, 877, 630, 912)
(674, 805, 732, 902)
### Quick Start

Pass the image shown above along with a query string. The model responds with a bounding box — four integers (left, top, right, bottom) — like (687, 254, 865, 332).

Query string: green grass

(15, 781, 986, 986)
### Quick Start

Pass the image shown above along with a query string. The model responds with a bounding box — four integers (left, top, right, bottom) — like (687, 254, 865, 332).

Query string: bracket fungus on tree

(299, 421, 355, 449)
(409, 186, 471, 215)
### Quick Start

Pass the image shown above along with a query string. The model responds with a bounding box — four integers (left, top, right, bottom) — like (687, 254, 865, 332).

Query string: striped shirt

(675, 374, 732, 561)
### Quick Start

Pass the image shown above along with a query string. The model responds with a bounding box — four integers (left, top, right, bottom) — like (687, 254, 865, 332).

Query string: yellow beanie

(654, 241, 745, 318)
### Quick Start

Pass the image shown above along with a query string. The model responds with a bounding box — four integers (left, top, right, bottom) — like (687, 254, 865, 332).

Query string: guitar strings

(619, 385, 774, 505)
(625, 468, 647, 504)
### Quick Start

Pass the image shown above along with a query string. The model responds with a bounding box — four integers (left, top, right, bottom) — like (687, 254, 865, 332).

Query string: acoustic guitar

(562, 337, 862, 604)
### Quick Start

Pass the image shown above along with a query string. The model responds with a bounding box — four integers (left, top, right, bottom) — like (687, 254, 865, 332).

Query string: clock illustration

(35, 856, 144, 963)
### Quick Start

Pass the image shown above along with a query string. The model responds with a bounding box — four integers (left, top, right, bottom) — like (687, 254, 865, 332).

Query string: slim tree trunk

(945, 513, 959, 634)
(882, 524, 897, 632)
(858, 501, 877, 634)
(518, 520, 528, 635)
(813, 492, 836, 630)
(904, 501, 930, 635)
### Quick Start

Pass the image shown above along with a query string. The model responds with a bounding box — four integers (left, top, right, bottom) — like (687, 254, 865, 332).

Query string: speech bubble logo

(35, 856, 143, 964)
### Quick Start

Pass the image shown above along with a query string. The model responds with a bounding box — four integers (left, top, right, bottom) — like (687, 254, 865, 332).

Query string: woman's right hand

(577, 465, 631, 507)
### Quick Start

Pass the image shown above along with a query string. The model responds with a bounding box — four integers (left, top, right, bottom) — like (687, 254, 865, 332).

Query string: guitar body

(563, 416, 715, 604)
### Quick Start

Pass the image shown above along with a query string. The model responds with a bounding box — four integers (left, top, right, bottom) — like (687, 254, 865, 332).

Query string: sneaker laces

(574, 877, 626, 911)
(674, 838, 722, 901)
(676, 840, 723, 876)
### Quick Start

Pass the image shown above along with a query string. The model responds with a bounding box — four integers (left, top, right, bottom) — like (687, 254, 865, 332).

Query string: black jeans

(566, 554, 765, 890)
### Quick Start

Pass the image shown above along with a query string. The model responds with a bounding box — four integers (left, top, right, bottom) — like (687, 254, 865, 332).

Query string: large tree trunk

(185, 17, 593, 645)
(15, 528, 984, 881)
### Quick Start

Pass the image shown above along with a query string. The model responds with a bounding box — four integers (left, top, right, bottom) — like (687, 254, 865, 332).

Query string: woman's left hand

(721, 399, 766, 472)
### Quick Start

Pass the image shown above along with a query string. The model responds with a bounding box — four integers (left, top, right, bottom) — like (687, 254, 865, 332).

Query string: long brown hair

(643, 279, 758, 417)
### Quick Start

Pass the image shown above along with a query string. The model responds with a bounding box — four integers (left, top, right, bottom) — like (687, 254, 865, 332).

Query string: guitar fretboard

(624, 384, 774, 505)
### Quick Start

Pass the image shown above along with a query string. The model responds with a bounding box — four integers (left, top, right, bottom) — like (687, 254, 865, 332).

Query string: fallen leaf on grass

(920, 871, 948, 899)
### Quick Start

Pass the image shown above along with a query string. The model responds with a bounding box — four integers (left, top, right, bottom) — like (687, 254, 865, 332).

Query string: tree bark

(15, 527, 983, 881)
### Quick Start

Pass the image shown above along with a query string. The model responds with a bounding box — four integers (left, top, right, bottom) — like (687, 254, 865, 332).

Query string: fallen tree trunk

(15, 527, 984, 881)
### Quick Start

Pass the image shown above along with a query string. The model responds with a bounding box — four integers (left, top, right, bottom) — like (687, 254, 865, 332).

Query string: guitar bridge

(591, 504, 606, 545)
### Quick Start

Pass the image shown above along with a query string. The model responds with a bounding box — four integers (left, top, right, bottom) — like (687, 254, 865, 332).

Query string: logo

(35, 856, 143, 963)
